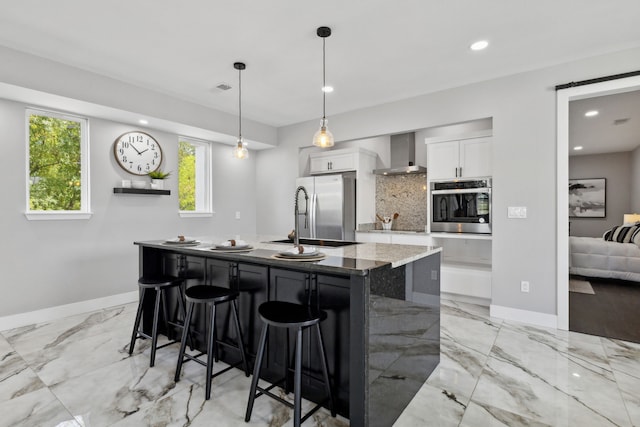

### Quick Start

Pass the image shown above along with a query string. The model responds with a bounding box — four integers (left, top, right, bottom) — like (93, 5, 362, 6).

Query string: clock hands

(139, 148, 149, 154)
(129, 143, 142, 155)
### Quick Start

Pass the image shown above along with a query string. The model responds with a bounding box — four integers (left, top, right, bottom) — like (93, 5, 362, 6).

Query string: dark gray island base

(135, 238, 441, 426)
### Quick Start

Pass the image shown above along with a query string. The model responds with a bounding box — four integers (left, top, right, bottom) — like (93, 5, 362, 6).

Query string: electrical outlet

(431, 270, 438, 280)
(521, 280, 530, 293)
(235, 211, 241, 220)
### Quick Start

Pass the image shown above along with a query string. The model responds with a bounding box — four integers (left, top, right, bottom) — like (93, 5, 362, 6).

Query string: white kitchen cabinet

(310, 147, 375, 174)
(431, 235, 492, 305)
(427, 137, 491, 180)
(356, 232, 434, 246)
(310, 151, 355, 173)
(440, 262, 492, 302)
(390, 233, 432, 246)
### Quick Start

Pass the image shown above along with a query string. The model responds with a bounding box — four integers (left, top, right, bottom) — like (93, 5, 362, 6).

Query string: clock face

(113, 131, 163, 176)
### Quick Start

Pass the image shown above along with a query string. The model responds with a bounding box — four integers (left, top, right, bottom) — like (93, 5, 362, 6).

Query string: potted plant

(148, 169, 171, 190)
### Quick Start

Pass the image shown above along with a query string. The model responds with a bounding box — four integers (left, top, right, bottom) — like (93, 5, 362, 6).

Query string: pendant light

(232, 62, 249, 159)
(312, 26, 334, 148)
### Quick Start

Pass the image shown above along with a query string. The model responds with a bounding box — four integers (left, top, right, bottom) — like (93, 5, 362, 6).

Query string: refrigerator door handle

(310, 193, 318, 239)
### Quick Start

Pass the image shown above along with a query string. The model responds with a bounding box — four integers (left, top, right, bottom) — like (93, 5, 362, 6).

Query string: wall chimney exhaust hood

(373, 133, 426, 175)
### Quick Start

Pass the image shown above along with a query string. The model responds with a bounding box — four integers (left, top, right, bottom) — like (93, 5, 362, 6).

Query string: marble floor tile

(459, 401, 553, 427)
(109, 370, 349, 427)
(7, 320, 149, 387)
(3, 298, 640, 427)
(2, 304, 135, 355)
(425, 338, 487, 405)
(601, 338, 640, 378)
(393, 382, 466, 427)
(440, 310, 501, 357)
(0, 387, 80, 427)
(472, 323, 633, 426)
(50, 346, 207, 426)
(612, 368, 640, 427)
(0, 335, 46, 403)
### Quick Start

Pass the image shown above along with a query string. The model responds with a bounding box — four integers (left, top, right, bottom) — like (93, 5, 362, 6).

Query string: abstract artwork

(569, 178, 606, 218)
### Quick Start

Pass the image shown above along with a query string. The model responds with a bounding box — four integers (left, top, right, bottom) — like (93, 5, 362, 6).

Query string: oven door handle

(431, 188, 491, 195)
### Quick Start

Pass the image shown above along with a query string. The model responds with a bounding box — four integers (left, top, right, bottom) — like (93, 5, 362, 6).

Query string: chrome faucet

(294, 186, 309, 247)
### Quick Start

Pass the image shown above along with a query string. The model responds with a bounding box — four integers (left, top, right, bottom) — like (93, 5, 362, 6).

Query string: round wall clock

(113, 131, 163, 175)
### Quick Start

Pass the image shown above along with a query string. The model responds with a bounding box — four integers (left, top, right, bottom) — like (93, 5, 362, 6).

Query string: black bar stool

(245, 301, 335, 427)
(174, 285, 249, 400)
(128, 276, 190, 367)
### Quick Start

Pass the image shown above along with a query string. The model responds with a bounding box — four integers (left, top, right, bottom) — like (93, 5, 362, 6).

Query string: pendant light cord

(238, 67, 242, 141)
(322, 36, 326, 121)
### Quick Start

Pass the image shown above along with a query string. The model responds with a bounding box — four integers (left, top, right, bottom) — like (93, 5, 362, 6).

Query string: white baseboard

(441, 292, 490, 307)
(0, 291, 138, 332)
(490, 304, 558, 329)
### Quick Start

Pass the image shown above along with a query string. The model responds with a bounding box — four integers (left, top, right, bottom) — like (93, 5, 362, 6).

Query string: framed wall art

(569, 178, 606, 218)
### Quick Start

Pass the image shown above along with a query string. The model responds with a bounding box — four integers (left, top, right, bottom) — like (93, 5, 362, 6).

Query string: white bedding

(570, 236, 640, 282)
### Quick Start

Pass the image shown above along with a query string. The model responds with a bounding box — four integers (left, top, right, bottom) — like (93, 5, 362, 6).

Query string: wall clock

(113, 131, 163, 175)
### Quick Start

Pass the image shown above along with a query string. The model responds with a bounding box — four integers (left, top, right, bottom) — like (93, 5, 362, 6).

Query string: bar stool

(245, 301, 335, 427)
(174, 285, 249, 400)
(128, 276, 189, 367)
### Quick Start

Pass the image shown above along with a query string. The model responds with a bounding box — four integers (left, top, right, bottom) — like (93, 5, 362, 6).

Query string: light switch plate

(508, 206, 527, 218)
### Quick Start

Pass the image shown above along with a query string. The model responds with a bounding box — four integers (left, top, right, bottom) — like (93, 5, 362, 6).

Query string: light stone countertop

(142, 234, 441, 270)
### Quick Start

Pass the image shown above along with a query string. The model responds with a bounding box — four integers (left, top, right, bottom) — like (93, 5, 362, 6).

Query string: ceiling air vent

(613, 118, 630, 125)
(215, 82, 232, 91)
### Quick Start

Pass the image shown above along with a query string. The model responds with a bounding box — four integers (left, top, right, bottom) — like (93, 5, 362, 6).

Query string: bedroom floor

(570, 275, 640, 344)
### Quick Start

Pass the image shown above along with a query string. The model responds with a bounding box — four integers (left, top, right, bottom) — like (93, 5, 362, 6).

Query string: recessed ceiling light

(322, 86, 334, 93)
(585, 110, 599, 117)
(470, 40, 489, 51)
(574, 146, 583, 151)
(139, 119, 148, 125)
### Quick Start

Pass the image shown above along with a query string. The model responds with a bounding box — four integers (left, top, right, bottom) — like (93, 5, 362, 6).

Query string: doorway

(556, 74, 640, 330)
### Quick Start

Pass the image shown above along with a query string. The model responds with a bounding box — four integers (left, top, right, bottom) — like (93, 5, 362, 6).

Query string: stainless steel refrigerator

(295, 172, 356, 241)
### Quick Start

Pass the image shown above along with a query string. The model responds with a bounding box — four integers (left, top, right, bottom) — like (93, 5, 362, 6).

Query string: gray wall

(0, 98, 257, 316)
(256, 46, 640, 317)
(2, 41, 640, 322)
(632, 146, 640, 212)
(569, 152, 631, 237)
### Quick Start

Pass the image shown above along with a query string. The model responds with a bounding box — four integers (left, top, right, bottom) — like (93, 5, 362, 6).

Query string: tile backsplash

(375, 174, 427, 231)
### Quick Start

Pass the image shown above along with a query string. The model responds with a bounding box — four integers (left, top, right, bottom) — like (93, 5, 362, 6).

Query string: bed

(570, 235, 640, 282)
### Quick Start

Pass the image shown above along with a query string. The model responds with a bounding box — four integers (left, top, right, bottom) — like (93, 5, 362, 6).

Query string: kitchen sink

(269, 238, 360, 247)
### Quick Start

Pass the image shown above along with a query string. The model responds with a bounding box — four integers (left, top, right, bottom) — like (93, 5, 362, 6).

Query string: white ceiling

(569, 90, 640, 156)
(1, 0, 640, 129)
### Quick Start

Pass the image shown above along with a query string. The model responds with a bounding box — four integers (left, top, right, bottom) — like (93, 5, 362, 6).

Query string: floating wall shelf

(113, 188, 170, 196)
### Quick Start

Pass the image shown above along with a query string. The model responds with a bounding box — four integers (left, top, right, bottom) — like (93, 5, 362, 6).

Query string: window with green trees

(178, 138, 211, 213)
(27, 109, 90, 217)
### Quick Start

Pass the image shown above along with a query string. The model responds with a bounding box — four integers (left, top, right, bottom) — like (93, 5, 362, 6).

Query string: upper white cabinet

(310, 147, 375, 174)
(427, 137, 492, 180)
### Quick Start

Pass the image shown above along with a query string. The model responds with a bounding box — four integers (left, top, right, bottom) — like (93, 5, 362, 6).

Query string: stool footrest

(133, 332, 179, 351)
(253, 383, 326, 423)
(180, 353, 244, 378)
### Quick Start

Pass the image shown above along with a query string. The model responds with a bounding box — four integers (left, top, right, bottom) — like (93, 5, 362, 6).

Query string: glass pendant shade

(312, 118, 334, 148)
(232, 139, 249, 159)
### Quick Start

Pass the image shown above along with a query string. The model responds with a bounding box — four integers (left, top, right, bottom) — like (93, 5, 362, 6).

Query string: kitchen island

(135, 237, 441, 427)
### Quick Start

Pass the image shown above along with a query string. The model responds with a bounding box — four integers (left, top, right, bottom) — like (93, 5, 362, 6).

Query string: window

(178, 137, 211, 216)
(25, 109, 90, 220)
